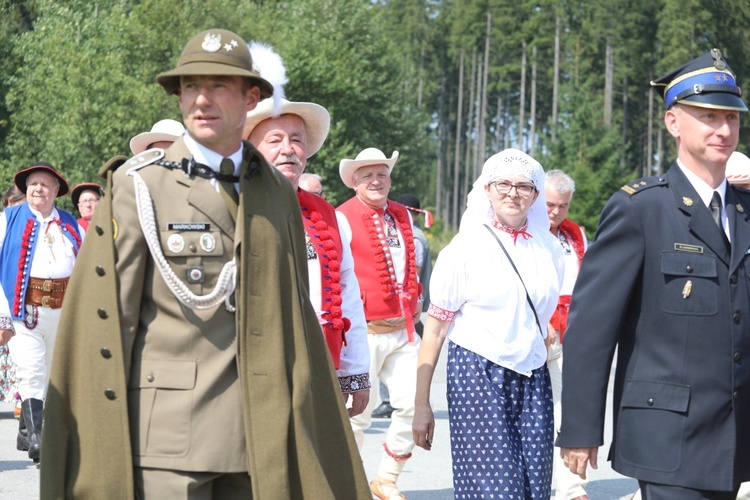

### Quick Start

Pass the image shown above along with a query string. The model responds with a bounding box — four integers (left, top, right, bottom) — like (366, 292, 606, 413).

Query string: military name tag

(167, 223, 211, 231)
(674, 243, 704, 254)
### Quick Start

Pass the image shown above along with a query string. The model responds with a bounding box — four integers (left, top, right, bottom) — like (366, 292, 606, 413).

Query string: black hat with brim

(70, 182, 103, 206)
(651, 48, 748, 111)
(156, 29, 273, 98)
(14, 162, 69, 197)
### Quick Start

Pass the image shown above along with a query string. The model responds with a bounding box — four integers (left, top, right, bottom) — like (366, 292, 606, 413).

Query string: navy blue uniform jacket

(557, 163, 750, 491)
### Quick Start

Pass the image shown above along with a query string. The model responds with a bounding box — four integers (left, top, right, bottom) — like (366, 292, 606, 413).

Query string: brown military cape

(40, 146, 370, 499)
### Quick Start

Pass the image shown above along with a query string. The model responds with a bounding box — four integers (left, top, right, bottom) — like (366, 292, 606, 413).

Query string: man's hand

(561, 447, 599, 480)
(412, 402, 434, 451)
(0, 329, 13, 346)
(344, 389, 370, 417)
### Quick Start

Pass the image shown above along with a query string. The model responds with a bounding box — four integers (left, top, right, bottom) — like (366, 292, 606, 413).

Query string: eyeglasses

(311, 190, 324, 197)
(490, 181, 536, 198)
(78, 199, 99, 206)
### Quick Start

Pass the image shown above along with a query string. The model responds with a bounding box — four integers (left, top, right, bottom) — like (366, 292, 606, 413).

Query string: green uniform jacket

(40, 141, 370, 499)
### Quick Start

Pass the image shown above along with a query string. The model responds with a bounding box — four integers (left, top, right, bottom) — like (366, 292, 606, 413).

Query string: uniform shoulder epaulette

(123, 148, 165, 175)
(620, 175, 667, 196)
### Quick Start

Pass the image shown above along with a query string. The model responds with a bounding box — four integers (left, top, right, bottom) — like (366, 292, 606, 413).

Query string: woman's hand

(412, 402, 435, 451)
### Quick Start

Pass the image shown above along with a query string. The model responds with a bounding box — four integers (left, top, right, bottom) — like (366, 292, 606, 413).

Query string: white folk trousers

(350, 328, 419, 479)
(8, 305, 61, 401)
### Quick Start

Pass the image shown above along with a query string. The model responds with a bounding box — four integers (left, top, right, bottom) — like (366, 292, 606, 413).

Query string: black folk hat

(70, 182, 103, 207)
(156, 29, 274, 98)
(14, 162, 70, 197)
(395, 193, 420, 210)
(651, 48, 748, 111)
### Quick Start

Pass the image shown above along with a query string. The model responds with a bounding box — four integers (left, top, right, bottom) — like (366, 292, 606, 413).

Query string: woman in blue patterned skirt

(413, 149, 563, 499)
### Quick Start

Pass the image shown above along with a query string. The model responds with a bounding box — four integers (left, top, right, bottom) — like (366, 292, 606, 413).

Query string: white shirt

(554, 224, 588, 296)
(183, 132, 242, 193)
(677, 159, 730, 240)
(429, 222, 563, 376)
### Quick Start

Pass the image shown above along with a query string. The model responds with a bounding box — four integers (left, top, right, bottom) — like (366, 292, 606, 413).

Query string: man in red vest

(337, 148, 422, 500)
(545, 169, 589, 500)
(245, 98, 371, 417)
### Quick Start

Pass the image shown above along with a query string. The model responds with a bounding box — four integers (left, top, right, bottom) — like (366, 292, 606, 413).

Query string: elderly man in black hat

(557, 49, 750, 499)
(0, 162, 83, 462)
(40, 29, 368, 499)
(70, 182, 103, 231)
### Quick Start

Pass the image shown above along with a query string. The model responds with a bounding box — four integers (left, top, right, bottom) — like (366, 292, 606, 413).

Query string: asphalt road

(0, 341, 638, 499)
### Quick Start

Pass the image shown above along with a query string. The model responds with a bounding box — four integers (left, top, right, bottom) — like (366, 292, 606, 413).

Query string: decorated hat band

(665, 71, 741, 109)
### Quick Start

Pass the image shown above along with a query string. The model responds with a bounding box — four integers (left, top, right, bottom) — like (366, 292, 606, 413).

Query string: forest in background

(1, 0, 749, 243)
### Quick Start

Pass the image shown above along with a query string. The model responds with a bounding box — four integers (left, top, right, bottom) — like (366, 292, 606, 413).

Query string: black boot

(16, 407, 29, 451)
(21, 398, 43, 462)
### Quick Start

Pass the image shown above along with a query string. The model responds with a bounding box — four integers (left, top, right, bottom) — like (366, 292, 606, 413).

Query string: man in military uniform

(41, 29, 369, 499)
(557, 49, 750, 499)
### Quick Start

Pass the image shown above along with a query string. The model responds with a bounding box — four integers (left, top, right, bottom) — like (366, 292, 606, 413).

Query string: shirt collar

(27, 204, 59, 223)
(676, 159, 727, 208)
(183, 132, 243, 174)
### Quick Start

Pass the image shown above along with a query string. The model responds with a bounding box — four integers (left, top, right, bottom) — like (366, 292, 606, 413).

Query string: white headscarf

(460, 148, 549, 234)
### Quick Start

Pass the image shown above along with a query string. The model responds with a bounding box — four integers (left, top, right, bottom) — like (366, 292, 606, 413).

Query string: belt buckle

(42, 280, 52, 292)
(41, 295, 50, 308)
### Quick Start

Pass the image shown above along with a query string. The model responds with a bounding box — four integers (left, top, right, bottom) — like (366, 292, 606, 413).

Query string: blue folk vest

(1, 203, 81, 320)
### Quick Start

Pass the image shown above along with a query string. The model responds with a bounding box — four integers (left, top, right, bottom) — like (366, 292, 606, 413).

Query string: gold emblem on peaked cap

(201, 33, 222, 53)
(737, 204, 745, 213)
(683, 197, 694, 207)
(712, 48, 727, 70)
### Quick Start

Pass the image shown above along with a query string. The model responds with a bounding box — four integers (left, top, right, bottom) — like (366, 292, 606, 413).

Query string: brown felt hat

(156, 29, 274, 98)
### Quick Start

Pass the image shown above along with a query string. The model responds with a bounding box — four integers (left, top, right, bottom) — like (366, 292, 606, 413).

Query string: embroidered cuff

(428, 303, 457, 322)
(339, 372, 371, 393)
(0, 316, 15, 333)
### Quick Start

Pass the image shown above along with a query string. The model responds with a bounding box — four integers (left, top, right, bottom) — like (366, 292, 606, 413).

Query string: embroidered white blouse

(428, 221, 564, 376)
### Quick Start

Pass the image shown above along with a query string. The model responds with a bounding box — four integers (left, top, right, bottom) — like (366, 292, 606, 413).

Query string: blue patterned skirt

(447, 341, 553, 499)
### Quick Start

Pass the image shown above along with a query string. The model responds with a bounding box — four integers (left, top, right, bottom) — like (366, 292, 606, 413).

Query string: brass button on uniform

(647, 398, 654, 406)
(146, 374, 155, 383)
(685, 265, 693, 273)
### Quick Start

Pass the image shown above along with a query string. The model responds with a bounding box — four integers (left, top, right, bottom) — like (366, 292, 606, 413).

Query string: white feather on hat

(247, 41, 287, 116)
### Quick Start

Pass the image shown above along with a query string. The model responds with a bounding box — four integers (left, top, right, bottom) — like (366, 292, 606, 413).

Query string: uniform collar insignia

(737, 203, 745, 213)
(682, 197, 694, 207)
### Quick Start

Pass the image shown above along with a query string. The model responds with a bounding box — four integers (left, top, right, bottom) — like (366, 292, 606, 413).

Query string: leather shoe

(372, 402, 395, 419)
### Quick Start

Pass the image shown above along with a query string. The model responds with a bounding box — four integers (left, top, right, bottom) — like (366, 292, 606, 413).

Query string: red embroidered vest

(297, 190, 350, 369)
(337, 198, 420, 322)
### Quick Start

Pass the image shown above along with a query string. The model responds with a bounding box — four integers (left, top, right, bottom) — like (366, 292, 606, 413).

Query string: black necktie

(710, 191, 723, 231)
(219, 158, 239, 219)
(710, 191, 730, 249)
